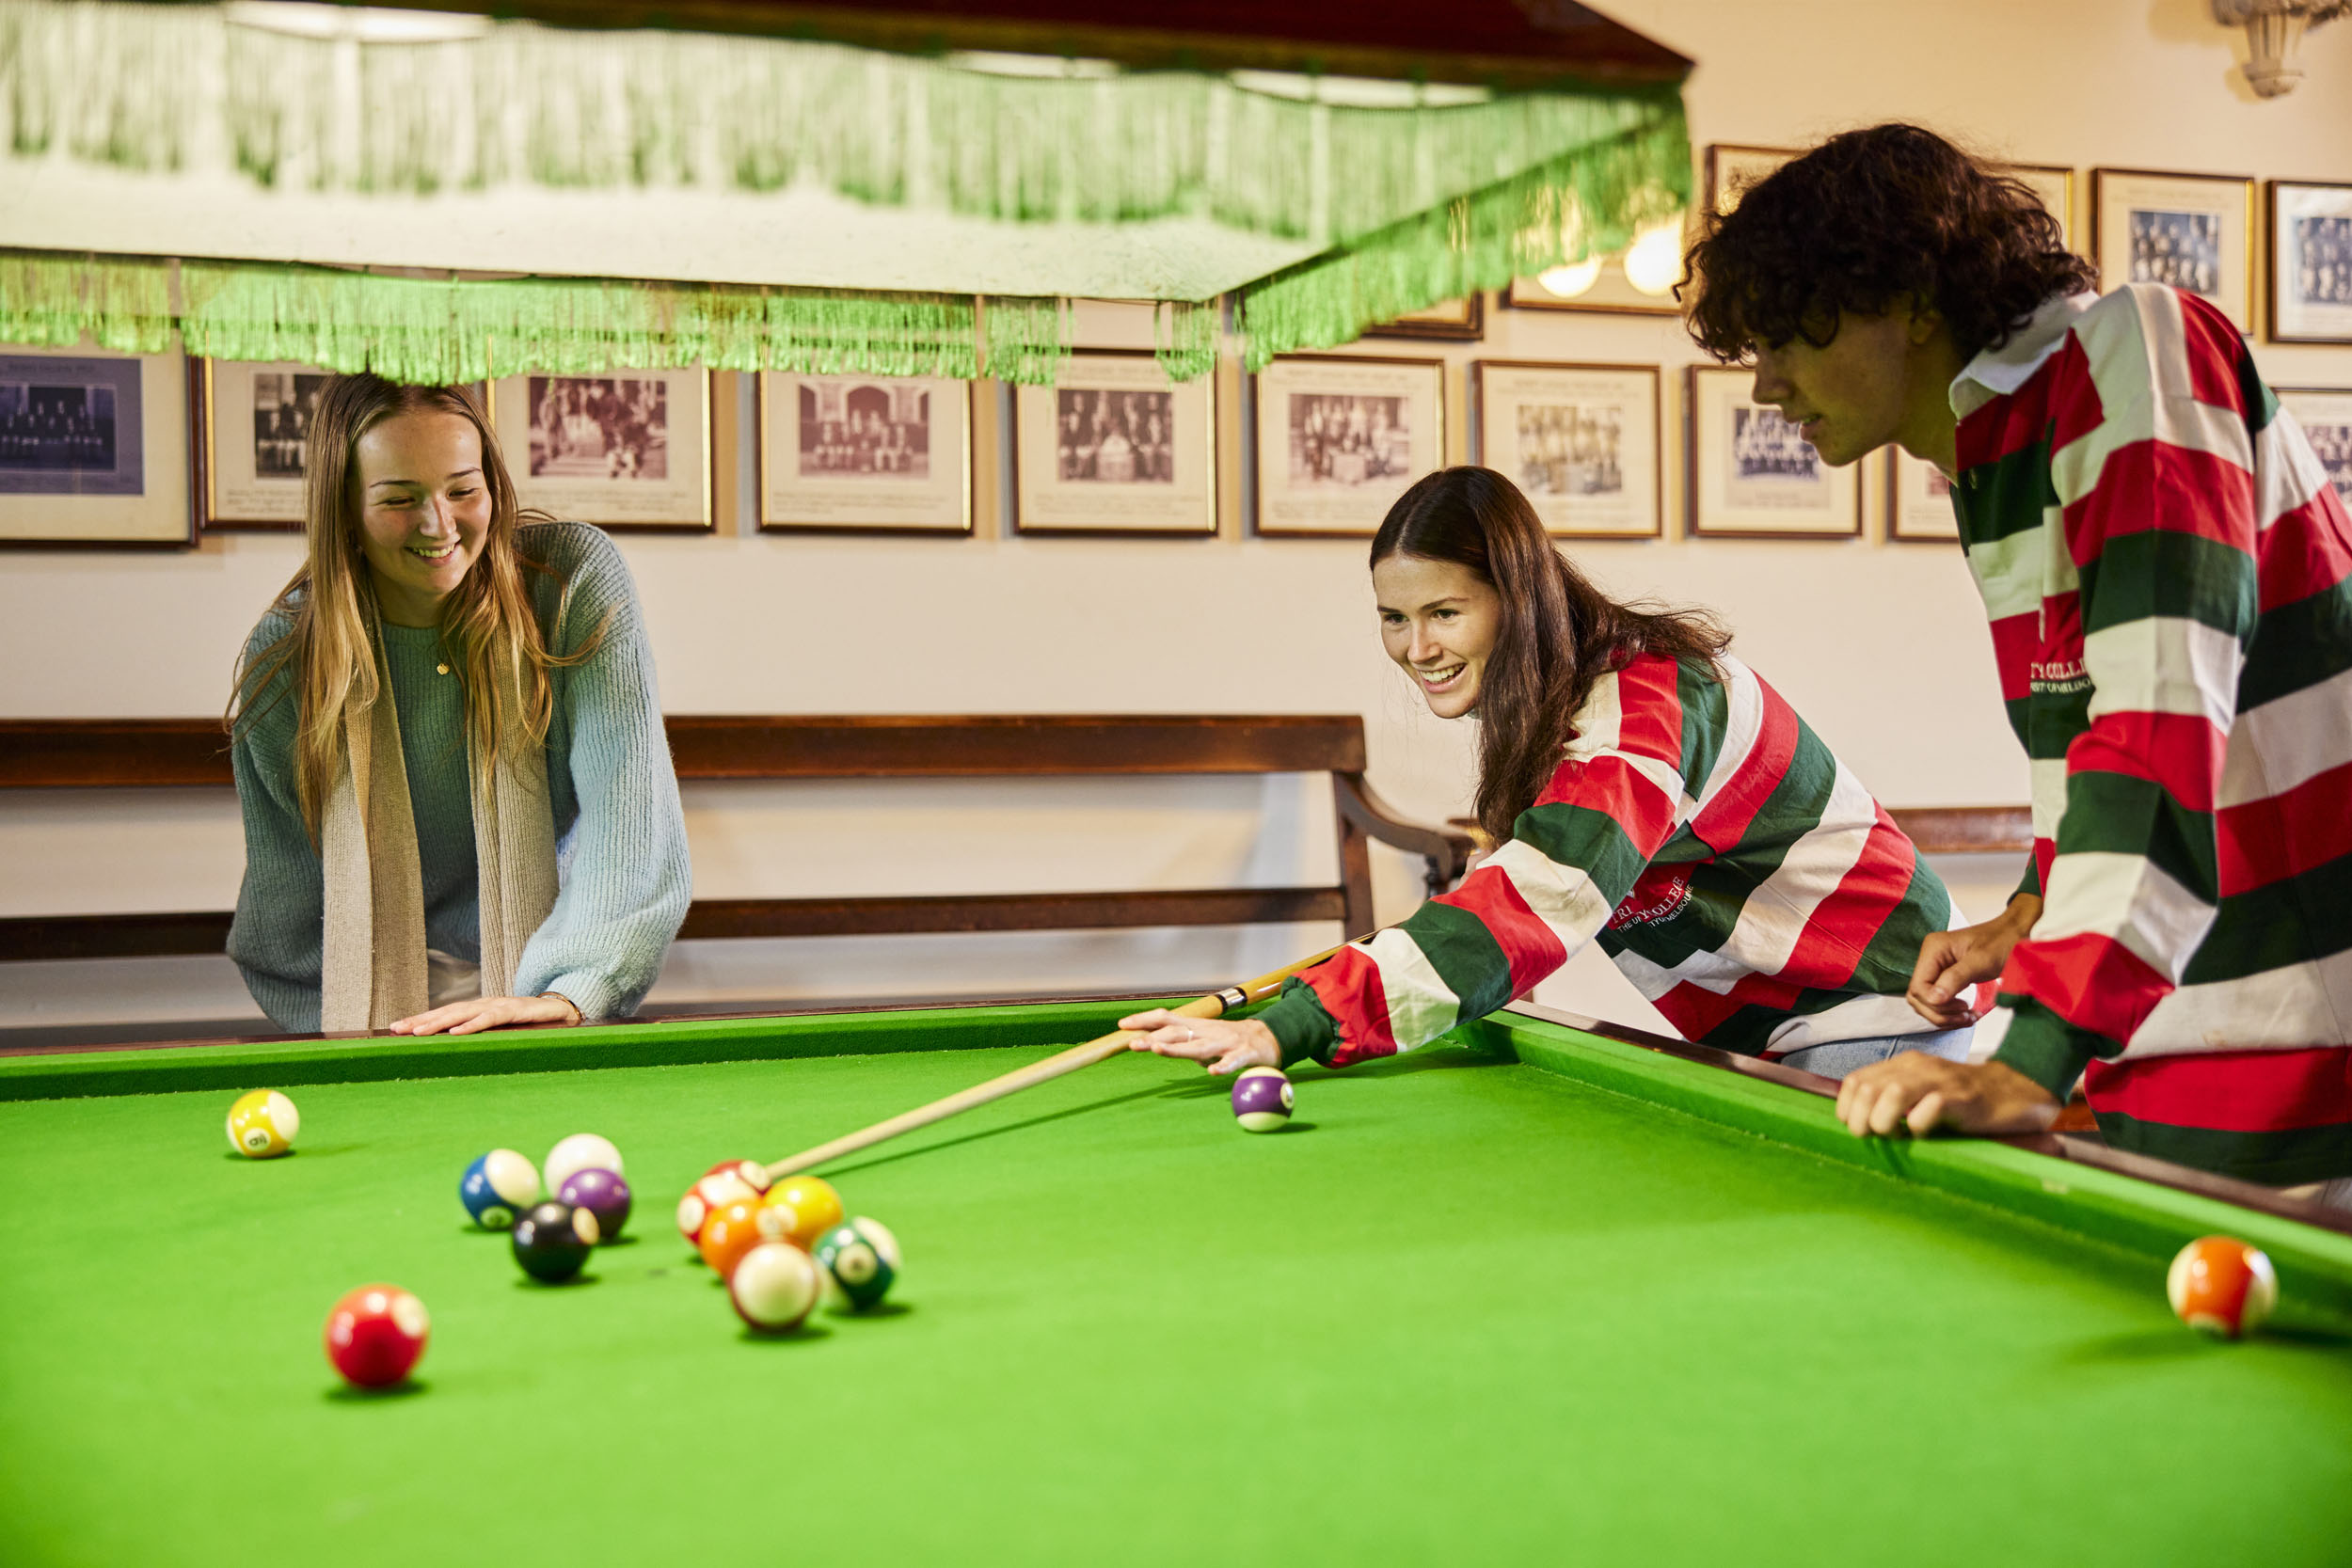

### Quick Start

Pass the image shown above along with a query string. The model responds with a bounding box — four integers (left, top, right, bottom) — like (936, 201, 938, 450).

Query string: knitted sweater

(228, 521, 691, 1031)
(1954, 283, 2352, 1184)
(1256, 651, 1964, 1069)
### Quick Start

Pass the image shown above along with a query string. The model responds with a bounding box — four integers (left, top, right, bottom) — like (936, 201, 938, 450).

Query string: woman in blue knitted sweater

(227, 374, 690, 1037)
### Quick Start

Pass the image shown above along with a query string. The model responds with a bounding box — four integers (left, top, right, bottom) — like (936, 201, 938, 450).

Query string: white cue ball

(543, 1132, 624, 1195)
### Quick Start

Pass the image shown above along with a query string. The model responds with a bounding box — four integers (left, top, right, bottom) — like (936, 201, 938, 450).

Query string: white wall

(4, 0, 2350, 1030)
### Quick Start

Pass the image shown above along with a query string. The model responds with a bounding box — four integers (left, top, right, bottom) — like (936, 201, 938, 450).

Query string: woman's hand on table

(1836, 1053, 2059, 1139)
(391, 992, 582, 1037)
(1121, 1010, 1280, 1075)
(1905, 893, 2042, 1027)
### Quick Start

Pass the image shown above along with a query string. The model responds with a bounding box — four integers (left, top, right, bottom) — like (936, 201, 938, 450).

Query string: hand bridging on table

(1906, 893, 2042, 1028)
(1836, 1053, 2059, 1139)
(391, 991, 582, 1037)
(1120, 1009, 1280, 1076)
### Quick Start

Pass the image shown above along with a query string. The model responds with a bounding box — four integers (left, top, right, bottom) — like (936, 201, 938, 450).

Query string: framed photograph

(1686, 365, 1861, 540)
(1470, 360, 1661, 538)
(1505, 259, 1679, 318)
(191, 358, 331, 531)
(2002, 163, 2078, 252)
(1887, 447, 1963, 542)
(1707, 144, 1797, 214)
(489, 369, 713, 531)
(2092, 168, 2257, 331)
(2280, 388, 2352, 511)
(2266, 181, 2352, 345)
(1250, 353, 1445, 538)
(1012, 350, 1216, 536)
(755, 372, 971, 534)
(1364, 294, 1485, 341)
(0, 344, 190, 548)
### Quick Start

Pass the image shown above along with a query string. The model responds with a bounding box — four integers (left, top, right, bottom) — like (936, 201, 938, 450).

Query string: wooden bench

(0, 715, 1479, 963)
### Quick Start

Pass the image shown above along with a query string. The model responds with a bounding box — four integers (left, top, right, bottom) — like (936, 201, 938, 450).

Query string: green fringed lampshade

(0, 0, 1692, 380)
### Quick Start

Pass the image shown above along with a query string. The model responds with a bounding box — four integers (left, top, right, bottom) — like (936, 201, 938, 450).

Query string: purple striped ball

(558, 1167, 632, 1242)
(1231, 1068, 1295, 1132)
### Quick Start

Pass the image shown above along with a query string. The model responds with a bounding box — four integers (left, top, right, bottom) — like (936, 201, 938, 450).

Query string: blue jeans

(1775, 1026, 1976, 1081)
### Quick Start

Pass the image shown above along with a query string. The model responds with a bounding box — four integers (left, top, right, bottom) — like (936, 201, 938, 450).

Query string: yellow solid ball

(227, 1089, 300, 1158)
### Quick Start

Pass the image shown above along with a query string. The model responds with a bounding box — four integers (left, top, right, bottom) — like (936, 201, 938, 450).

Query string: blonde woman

(228, 375, 689, 1037)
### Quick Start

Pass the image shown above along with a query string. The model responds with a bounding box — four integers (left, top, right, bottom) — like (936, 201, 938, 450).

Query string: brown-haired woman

(228, 375, 689, 1037)
(1124, 466, 1976, 1080)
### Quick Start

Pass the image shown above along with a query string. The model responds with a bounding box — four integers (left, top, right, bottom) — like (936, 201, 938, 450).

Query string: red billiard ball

(676, 1169, 762, 1244)
(324, 1284, 428, 1389)
(2168, 1235, 2277, 1338)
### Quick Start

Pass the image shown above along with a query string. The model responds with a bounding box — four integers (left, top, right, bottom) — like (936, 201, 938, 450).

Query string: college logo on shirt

(1610, 871, 1692, 930)
(2028, 657, 2090, 694)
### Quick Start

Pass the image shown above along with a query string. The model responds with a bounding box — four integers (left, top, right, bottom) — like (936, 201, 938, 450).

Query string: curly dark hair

(1682, 123, 2096, 362)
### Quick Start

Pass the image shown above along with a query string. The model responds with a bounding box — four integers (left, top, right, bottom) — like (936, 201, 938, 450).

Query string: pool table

(3, 996, 2350, 1567)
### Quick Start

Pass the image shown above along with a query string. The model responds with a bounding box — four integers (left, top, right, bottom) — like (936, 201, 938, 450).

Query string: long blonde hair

(230, 375, 600, 837)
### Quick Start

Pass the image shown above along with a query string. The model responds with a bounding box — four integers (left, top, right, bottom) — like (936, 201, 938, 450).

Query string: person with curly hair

(1684, 123, 2352, 1202)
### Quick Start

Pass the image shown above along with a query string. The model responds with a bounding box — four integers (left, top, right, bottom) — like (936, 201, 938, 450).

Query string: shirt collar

(1947, 290, 2100, 419)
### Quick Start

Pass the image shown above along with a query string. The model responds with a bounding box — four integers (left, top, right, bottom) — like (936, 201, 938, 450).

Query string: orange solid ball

(2167, 1235, 2277, 1338)
(759, 1176, 846, 1251)
(696, 1199, 770, 1279)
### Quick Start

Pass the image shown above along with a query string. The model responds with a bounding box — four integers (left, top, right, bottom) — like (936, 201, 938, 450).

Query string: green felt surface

(3, 1007, 2350, 1566)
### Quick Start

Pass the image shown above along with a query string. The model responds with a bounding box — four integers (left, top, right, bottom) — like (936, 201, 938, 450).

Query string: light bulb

(1622, 226, 1684, 296)
(1535, 258, 1603, 299)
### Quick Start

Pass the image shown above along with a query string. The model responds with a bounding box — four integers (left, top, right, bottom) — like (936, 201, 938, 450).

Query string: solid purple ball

(558, 1166, 632, 1241)
(1231, 1068, 1295, 1132)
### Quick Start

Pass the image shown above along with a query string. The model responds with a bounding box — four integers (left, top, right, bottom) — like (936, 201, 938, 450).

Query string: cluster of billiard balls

(460, 1132, 636, 1283)
(676, 1159, 901, 1333)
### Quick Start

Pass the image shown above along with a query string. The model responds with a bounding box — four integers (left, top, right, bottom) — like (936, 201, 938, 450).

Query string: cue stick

(762, 944, 1352, 1180)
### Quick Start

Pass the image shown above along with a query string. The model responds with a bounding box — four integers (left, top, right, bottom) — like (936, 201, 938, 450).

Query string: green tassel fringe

(3, 0, 1684, 258)
(1235, 93, 1692, 368)
(1152, 300, 1220, 384)
(0, 253, 1076, 385)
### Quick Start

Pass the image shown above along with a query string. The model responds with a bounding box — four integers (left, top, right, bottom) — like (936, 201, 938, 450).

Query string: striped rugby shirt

(1255, 650, 1964, 1069)
(1954, 283, 2352, 1184)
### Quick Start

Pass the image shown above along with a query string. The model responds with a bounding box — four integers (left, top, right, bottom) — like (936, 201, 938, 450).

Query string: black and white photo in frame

(1887, 446, 1962, 542)
(1251, 354, 1443, 537)
(2279, 389, 2352, 511)
(758, 372, 971, 533)
(1470, 360, 1660, 538)
(490, 368, 712, 531)
(2268, 182, 2352, 345)
(1014, 350, 1214, 535)
(2093, 168, 2255, 331)
(0, 343, 189, 546)
(192, 359, 334, 531)
(1687, 365, 1860, 539)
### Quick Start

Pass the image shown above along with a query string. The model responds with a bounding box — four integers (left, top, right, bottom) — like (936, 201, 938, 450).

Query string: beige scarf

(319, 627, 558, 1031)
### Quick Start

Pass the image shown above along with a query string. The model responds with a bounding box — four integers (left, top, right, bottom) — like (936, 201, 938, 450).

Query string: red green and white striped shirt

(1955, 283, 2352, 1185)
(1256, 651, 1963, 1069)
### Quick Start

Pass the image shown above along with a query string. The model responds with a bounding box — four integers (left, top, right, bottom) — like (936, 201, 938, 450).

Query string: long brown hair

(230, 374, 596, 836)
(1371, 467, 1730, 845)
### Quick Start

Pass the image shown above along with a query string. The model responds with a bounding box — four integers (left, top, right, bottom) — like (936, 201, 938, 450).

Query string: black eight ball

(512, 1199, 599, 1282)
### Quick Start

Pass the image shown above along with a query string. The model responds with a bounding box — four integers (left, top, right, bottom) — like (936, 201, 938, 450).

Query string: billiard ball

(543, 1132, 624, 1195)
(459, 1148, 543, 1229)
(558, 1167, 631, 1241)
(227, 1089, 300, 1158)
(2168, 1235, 2277, 1338)
(813, 1217, 901, 1312)
(729, 1243, 821, 1333)
(758, 1175, 845, 1251)
(702, 1158, 772, 1196)
(1231, 1067, 1294, 1132)
(324, 1284, 428, 1388)
(697, 1199, 769, 1279)
(512, 1200, 600, 1283)
(676, 1171, 761, 1244)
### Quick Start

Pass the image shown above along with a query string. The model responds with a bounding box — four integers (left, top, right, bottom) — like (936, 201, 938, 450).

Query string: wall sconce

(2212, 0, 2348, 97)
